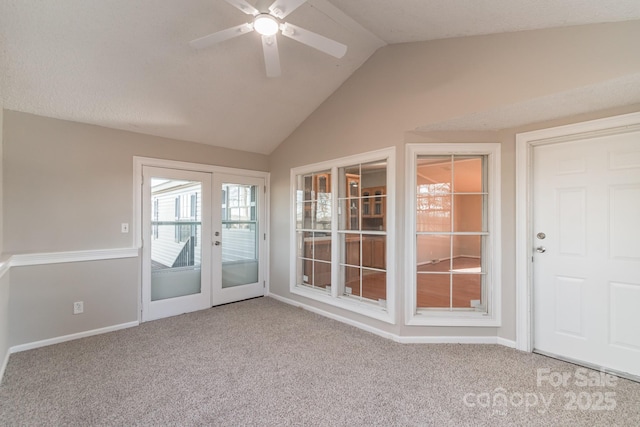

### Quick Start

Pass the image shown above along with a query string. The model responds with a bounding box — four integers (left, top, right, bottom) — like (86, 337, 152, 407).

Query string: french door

(141, 165, 266, 321)
(212, 174, 265, 305)
(142, 167, 213, 321)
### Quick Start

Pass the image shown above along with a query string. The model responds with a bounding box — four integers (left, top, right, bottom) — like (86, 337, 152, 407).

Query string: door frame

(515, 112, 640, 352)
(133, 157, 270, 322)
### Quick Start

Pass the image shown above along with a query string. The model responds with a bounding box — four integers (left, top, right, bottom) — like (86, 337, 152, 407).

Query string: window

(338, 162, 387, 305)
(291, 148, 395, 323)
(221, 183, 258, 262)
(152, 198, 159, 239)
(294, 170, 332, 293)
(174, 193, 198, 244)
(407, 144, 501, 326)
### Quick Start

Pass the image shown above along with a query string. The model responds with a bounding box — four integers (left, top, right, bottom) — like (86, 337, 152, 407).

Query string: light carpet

(1, 297, 639, 426)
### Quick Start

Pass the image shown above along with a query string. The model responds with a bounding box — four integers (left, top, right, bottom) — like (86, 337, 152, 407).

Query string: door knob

(214, 241, 221, 246)
(536, 246, 546, 253)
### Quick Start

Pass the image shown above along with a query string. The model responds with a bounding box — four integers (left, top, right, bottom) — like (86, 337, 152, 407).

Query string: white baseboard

(395, 335, 501, 344)
(267, 293, 511, 346)
(0, 348, 9, 384)
(497, 337, 517, 348)
(10, 321, 139, 354)
(268, 293, 398, 341)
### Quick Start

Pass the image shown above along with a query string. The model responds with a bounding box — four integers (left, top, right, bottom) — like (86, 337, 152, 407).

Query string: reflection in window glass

(293, 157, 390, 308)
(295, 172, 332, 292)
(337, 160, 387, 304)
(221, 183, 259, 288)
(415, 155, 487, 311)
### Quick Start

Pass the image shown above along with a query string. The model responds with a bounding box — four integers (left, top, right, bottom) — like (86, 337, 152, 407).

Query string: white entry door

(142, 166, 213, 321)
(533, 130, 640, 378)
(211, 174, 266, 305)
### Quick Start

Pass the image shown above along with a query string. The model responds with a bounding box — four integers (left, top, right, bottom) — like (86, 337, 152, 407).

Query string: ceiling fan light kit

(254, 14, 279, 36)
(190, 0, 348, 77)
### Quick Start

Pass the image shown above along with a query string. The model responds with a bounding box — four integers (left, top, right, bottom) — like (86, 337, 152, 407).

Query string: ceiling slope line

(307, 0, 386, 51)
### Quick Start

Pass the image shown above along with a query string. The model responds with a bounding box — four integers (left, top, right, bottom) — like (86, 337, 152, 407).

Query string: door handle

(536, 246, 546, 253)
(214, 241, 221, 246)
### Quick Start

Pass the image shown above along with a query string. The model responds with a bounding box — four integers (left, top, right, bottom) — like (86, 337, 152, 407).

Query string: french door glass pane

(150, 178, 202, 301)
(221, 183, 259, 288)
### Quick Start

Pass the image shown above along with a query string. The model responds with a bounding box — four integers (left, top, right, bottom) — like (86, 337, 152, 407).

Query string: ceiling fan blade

(224, 0, 259, 16)
(280, 22, 347, 58)
(189, 23, 254, 50)
(262, 35, 281, 77)
(268, 0, 307, 19)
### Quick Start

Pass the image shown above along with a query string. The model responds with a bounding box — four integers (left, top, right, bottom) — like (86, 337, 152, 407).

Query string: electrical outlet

(73, 301, 84, 314)
(121, 223, 129, 233)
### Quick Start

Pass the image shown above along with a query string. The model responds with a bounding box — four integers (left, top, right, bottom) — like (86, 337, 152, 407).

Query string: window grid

(295, 172, 332, 293)
(294, 161, 389, 306)
(415, 155, 487, 312)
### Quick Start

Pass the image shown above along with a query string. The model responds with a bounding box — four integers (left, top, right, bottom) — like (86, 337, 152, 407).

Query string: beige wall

(2, 110, 269, 347)
(9, 259, 137, 346)
(3, 111, 269, 254)
(268, 22, 640, 341)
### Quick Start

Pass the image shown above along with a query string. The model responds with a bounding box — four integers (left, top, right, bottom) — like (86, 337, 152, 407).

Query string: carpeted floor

(1, 297, 639, 426)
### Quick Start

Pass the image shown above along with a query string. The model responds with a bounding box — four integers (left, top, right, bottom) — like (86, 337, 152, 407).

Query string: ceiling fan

(190, 0, 347, 77)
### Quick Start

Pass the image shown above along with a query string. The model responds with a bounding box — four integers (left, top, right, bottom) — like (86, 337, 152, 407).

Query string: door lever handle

(536, 246, 546, 253)
(214, 241, 221, 246)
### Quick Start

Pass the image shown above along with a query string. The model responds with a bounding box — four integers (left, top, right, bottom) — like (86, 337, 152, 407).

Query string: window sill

(407, 310, 501, 327)
(291, 285, 395, 324)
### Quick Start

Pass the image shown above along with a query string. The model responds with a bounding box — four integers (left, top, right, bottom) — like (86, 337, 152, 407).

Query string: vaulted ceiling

(1, 0, 639, 154)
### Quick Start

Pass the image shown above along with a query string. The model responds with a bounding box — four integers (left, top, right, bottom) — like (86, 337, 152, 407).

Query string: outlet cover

(121, 223, 129, 233)
(73, 301, 84, 314)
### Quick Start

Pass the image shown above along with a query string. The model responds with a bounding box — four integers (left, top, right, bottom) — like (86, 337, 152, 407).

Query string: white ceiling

(1, 0, 639, 154)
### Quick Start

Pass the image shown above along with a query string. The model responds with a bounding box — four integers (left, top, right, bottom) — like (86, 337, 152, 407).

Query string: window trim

(405, 143, 501, 326)
(289, 147, 396, 324)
